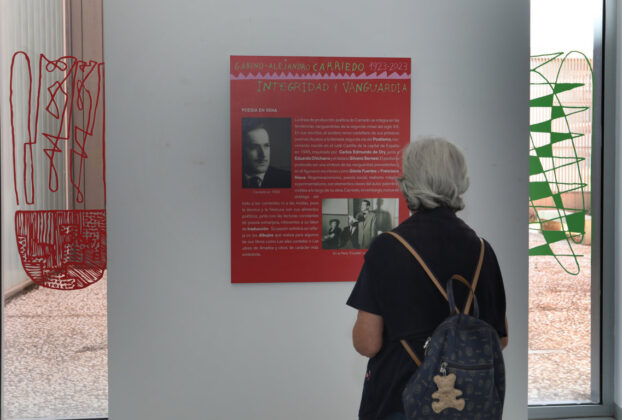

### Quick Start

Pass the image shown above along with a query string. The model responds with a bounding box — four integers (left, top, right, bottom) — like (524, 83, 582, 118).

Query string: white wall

(104, 1, 529, 419)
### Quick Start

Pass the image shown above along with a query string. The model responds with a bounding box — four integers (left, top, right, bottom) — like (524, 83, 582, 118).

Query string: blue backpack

(388, 232, 505, 420)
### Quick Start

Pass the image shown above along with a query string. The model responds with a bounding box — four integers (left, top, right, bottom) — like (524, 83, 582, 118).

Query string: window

(529, 0, 610, 417)
(1, 1, 108, 418)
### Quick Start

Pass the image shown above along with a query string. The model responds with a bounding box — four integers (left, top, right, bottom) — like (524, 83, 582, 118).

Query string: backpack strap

(400, 339, 422, 367)
(464, 238, 485, 314)
(386, 231, 448, 301)
(387, 231, 485, 314)
(387, 232, 485, 366)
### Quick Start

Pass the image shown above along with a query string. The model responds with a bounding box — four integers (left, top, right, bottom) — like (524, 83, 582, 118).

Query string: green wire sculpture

(529, 51, 592, 275)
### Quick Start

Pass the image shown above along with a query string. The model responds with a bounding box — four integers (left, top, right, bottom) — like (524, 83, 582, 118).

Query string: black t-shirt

(346, 207, 507, 420)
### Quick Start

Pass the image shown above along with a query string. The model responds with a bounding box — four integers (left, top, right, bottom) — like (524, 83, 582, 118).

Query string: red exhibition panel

(231, 56, 410, 283)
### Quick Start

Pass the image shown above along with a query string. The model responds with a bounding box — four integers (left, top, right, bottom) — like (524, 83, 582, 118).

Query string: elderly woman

(347, 137, 508, 420)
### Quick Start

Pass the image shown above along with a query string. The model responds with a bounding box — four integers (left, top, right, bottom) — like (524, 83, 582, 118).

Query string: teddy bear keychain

(431, 362, 466, 413)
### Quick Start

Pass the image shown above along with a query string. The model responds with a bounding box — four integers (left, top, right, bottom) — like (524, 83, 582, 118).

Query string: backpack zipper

(423, 337, 432, 353)
(435, 323, 492, 334)
(439, 362, 448, 376)
(441, 360, 494, 371)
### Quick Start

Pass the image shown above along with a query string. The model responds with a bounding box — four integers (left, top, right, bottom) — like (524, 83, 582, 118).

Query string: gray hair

(398, 136, 470, 211)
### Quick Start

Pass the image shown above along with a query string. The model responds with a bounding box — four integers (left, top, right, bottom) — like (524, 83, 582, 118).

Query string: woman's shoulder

(480, 237, 501, 265)
(365, 231, 403, 258)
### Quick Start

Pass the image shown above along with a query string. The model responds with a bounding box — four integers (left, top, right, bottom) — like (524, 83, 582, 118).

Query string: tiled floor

(3, 274, 108, 419)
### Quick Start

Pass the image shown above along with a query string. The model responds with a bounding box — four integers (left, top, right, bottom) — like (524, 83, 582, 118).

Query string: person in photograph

(241, 120, 291, 188)
(356, 200, 377, 249)
(374, 198, 393, 234)
(347, 137, 508, 420)
(322, 219, 342, 250)
(340, 216, 360, 249)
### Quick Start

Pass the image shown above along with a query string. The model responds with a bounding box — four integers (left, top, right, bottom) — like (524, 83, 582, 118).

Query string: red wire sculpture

(10, 52, 106, 290)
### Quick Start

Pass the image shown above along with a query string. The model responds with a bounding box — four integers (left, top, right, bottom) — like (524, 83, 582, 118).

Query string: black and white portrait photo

(241, 118, 291, 188)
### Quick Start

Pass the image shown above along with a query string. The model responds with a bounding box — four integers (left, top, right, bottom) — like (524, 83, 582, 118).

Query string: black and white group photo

(321, 198, 398, 250)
